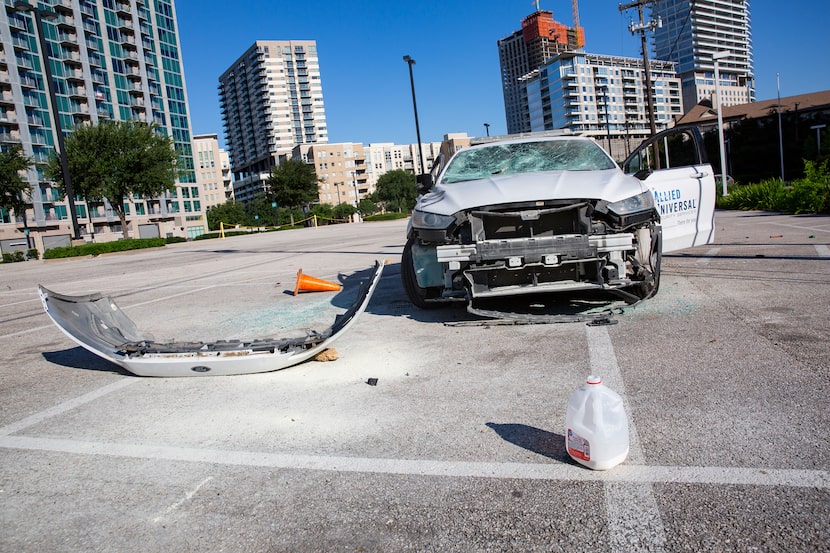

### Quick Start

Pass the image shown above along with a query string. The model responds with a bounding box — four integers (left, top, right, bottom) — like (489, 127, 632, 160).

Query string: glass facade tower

(0, 0, 199, 251)
(651, 0, 754, 110)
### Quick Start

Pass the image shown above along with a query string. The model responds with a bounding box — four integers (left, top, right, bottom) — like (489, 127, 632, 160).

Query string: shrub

(27, 248, 39, 260)
(1, 252, 13, 263)
(43, 237, 166, 259)
(363, 212, 409, 221)
(716, 159, 830, 214)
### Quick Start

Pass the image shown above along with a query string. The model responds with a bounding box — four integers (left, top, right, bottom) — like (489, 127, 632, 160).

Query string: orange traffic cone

(293, 269, 342, 296)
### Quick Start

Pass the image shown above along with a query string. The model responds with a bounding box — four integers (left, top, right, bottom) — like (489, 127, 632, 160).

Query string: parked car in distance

(402, 128, 716, 320)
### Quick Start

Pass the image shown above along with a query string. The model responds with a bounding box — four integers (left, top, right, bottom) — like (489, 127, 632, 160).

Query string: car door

(623, 127, 717, 252)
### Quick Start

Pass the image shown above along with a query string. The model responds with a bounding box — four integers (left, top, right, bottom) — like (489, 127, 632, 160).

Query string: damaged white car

(401, 128, 716, 321)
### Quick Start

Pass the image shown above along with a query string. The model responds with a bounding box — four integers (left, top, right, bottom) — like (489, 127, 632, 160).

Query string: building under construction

(498, 3, 585, 134)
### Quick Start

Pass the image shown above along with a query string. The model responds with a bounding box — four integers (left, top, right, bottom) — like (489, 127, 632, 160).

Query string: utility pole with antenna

(619, 0, 662, 139)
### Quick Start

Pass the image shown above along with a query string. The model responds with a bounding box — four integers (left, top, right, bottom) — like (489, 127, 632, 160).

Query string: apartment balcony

(57, 31, 78, 45)
(15, 55, 33, 70)
(25, 112, 45, 125)
(29, 131, 49, 145)
(18, 73, 39, 89)
(121, 35, 138, 50)
(22, 93, 41, 108)
(11, 33, 30, 51)
(115, 0, 131, 16)
(7, 15, 27, 32)
(64, 69, 84, 82)
(61, 49, 82, 67)
(69, 101, 89, 115)
(82, 20, 99, 35)
(54, 0, 73, 13)
(55, 13, 75, 30)
(0, 129, 22, 143)
(79, 2, 96, 17)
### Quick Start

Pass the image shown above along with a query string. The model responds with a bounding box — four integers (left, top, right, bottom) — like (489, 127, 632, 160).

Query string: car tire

(631, 233, 661, 300)
(401, 237, 444, 309)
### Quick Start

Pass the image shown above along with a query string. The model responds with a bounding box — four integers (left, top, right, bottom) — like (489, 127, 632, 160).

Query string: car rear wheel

(401, 237, 444, 309)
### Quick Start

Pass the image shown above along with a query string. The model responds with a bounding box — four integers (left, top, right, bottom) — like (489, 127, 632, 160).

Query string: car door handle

(691, 171, 709, 179)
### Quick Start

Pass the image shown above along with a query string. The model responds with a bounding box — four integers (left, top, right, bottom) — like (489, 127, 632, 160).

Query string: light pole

(598, 85, 612, 157)
(484, 123, 490, 137)
(403, 55, 425, 175)
(713, 51, 730, 196)
(810, 124, 826, 157)
(14, 1, 81, 240)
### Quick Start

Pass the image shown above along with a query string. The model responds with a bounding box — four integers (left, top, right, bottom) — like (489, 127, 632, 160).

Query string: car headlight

(607, 191, 654, 216)
(411, 209, 455, 230)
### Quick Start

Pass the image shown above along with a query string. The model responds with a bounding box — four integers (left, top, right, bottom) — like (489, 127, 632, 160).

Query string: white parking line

(0, 379, 136, 436)
(1, 435, 826, 489)
(586, 325, 667, 553)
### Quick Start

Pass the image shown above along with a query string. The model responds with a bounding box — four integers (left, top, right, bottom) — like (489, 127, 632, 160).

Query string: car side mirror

(633, 168, 652, 181)
(416, 174, 434, 195)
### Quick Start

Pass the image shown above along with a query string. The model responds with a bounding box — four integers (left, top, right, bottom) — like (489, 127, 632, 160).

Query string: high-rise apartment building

(0, 0, 200, 252)
(192, 133, 232, 209)
(651, 0, 754, 110)
(524, 52, 682, 159)
(498, 8, 585, 134)
(218, 40, 328, 203)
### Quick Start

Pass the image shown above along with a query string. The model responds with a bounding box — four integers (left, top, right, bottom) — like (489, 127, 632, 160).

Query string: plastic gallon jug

(565, 375, 629, 470)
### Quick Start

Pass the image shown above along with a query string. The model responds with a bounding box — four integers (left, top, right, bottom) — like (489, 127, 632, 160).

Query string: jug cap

(586, 375, 602, 385)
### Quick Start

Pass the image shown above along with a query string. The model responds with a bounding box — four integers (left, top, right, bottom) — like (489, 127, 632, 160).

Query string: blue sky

(175, 0, 830, 147)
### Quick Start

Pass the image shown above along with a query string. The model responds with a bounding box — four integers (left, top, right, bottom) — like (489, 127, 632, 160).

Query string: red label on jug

(567, 429, 590, 461)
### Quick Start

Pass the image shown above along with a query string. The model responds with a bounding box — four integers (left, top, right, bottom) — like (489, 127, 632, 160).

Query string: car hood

(417, 169, 646, 216)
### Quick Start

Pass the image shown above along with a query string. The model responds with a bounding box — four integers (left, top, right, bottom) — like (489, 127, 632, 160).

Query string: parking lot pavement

(1, 212, 828, 552)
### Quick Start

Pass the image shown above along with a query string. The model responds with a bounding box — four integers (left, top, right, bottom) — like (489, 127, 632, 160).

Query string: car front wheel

(401, 237, 444, 309)
(631, 233, 661, 300)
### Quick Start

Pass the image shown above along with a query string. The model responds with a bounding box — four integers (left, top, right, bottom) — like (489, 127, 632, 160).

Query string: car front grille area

(463, 202, 607, 298)
(468, 202, 592, 241)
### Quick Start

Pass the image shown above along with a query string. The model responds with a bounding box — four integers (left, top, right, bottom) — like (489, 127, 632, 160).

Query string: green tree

(45, 121, 177, 239)
(309, 203, 333, 224)
(0, 144, 33, 226)
(375, 169, 417, 212)
(267, 159, 319, 225)
(358, 197, 378, 215)
(332, 202, 356, 221)
(206, 200, 246, 231)
(245, 193, 276, 228)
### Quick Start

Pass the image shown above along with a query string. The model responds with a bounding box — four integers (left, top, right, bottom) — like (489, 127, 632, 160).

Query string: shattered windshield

(440, 139, 616, 184)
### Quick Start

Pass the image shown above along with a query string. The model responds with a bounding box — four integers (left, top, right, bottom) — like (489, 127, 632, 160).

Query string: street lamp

(712, 50, 730, 196)
(13, 1, 82, 240)
(402, 55, 425, 175)
(484, 123, 490, 137)
(810, 124, 826, 157)
(598, 85, 612, 157)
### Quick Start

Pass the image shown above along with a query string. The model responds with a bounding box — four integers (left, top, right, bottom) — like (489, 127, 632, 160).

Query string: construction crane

(534, 0, 580, 26)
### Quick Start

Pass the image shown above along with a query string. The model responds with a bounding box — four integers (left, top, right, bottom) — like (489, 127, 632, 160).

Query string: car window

(623, 128, 701, 174)
(440, 140, 616, 184)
